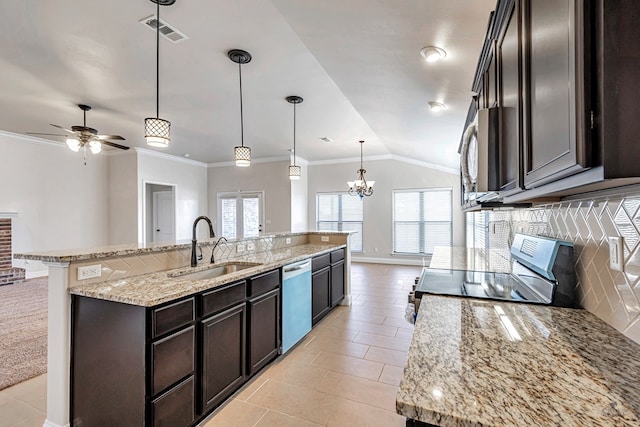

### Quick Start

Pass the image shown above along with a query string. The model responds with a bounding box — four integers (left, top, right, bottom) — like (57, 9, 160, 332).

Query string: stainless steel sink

(170, 262, 262, 281)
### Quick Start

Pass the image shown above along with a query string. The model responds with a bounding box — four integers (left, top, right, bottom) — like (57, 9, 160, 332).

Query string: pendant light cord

(360, 140, 363, 168)
(292, 102, 296, 164)
(238, 61, 244, 147)
(155, 2, 160, 118)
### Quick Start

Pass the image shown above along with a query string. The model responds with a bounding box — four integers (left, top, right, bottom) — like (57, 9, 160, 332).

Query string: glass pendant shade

(89, 140, 102, 154)
(289, 165, 301, 180)
(234, 145, 251, 167)
(66, 137, 81, 152)
(145, 117, 171, 147)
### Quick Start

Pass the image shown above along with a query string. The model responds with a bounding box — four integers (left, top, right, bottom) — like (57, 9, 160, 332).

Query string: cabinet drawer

(152, 326, 195, 396)
(247, 269, 279, 297)
(151, 298, 194, 338)
(312, 254, 330, 272)
(330, 248, 345, 264)
(201, 280, 246, 317)
(151, 376, 195, 427)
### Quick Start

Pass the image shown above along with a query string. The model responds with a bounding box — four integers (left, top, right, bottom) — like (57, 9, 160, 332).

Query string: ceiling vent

(139, 15, 188, 43)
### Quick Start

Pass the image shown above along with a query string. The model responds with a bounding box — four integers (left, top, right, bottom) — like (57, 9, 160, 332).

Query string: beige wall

(1, 132, 110, 276)
(207, 160, 293, 234)
(308, 158, 464, 263)
(470, 194, 640, 344)
(107, 150, 138, 245)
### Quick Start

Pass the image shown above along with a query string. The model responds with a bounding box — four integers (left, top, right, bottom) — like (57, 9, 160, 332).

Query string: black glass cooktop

(415, 268, 552, 304)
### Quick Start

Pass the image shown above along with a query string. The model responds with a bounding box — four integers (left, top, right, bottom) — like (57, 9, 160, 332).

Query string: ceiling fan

(27, 104, 129, 155)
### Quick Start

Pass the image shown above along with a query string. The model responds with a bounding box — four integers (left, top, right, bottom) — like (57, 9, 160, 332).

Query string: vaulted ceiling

(0, 0, 495, 170)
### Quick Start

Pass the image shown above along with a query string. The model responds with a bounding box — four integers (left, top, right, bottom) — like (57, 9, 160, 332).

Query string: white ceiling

(0, 0, 495, 170)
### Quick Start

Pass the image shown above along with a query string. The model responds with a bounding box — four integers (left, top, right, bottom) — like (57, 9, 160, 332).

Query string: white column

(341, 236, 352, 306)
(42, 262, 71, 427)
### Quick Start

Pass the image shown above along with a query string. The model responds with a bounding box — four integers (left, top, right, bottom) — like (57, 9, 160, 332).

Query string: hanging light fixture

(347, 140, 375, 199)
(228, 49, 252, 167)
(144, 0, 175, 148)
(286, 95, 303, 180)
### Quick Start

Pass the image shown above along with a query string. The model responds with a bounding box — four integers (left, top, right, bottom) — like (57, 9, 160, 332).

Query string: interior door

(153, 191, 175, 243)
(218, 192, 264, 239)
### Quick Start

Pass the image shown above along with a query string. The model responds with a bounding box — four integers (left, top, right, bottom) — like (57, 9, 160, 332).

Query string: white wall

(208, 160, 292, 234)
(0, 132, 109, 276)
(137, 149, 208, 242)
(308, 157, 464, 263)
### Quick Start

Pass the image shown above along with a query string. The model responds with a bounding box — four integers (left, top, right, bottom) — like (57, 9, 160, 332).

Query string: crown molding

(0, 129, 65, 148)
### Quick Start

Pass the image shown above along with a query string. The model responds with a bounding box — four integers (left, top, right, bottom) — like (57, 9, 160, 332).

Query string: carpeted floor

(0, 277, 48, 390)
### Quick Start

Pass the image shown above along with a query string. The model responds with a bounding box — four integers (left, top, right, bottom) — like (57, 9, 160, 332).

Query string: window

(316, 193, 363, 251)
(217, 192, 263, 239)
(393, 189, 452, 254)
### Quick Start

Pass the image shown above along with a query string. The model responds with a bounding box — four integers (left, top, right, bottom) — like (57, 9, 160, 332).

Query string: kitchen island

(396, 247, 640, 426)
(15, 231, 351, 427)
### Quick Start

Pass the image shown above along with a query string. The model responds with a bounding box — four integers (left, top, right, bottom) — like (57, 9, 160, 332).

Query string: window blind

(317, 193, 363, 251)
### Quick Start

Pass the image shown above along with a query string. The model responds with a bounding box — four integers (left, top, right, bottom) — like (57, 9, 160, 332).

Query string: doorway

(217, 191, 264, 239)
(145, 183, 176, 244)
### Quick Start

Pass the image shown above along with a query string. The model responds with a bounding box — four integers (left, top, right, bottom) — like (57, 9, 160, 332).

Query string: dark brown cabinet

(311, 249, 346, 325)
(247, 288, 280, 375)
(312, 266, 331, 325)
(200, 303, 246, 412)
(72, 268, 282, 427)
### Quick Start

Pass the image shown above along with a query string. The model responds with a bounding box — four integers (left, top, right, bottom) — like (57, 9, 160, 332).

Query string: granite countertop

(13, 231, 350, 263)
(397, 248, 640, 426)
(70, 243, 344, 307)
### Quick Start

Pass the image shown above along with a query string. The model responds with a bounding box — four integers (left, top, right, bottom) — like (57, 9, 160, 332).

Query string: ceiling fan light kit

(286, 95, 303, 180)
(145, 0, 174, 148)
(229, 49, 253, 167)
(420, 46, 447, 62)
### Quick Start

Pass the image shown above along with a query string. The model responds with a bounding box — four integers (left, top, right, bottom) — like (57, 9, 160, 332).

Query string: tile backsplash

(469, 196, 640, 344)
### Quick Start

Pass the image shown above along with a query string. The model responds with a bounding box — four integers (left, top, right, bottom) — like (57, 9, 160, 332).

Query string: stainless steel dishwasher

(281, 259, 312, 353)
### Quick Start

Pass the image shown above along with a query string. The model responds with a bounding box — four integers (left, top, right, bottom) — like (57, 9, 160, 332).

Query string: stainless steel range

(415, 234, 577, 308)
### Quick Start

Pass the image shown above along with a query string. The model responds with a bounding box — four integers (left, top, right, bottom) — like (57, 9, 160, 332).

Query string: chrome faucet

(210, 236, 229, 264)
(191, 216, 215, 267)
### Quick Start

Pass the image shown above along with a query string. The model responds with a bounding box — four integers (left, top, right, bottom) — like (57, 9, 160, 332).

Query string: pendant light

(347, 140, 375, 199)
(286, 95, 303, 180)
(144, 0, 174, 148)
(228, 49, 252, 167)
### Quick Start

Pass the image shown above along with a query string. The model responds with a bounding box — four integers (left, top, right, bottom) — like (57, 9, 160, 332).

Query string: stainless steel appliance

(416, 234, 576, 308)
(281, 259, 312, 353)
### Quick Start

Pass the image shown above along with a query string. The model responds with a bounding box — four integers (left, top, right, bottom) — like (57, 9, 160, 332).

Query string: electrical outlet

(247, 242, 256, 251)
(609, 236, 624, 272)
(285, 237, 291, 245)
(236, 243, 246, 253)
(321, 236, 330, 242)
(77, 264, 102, 280)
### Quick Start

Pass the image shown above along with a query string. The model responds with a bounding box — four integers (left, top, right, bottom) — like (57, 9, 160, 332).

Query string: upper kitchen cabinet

(465, 0, 640, 205)
(521, 0, 590, 188)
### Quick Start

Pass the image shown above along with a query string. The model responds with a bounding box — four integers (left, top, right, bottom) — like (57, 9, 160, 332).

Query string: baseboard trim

(26, 270, 48, 279)
(352, 256, 429, 267)
(43, 420, 70, 427)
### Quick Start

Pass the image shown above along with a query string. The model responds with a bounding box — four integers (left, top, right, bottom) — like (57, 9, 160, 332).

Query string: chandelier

(347, 140, 374, 199)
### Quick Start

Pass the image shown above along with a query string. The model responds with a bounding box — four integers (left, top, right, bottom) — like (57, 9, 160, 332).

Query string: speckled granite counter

(397, 293, 640, 426)
(70, 243, 343, 306)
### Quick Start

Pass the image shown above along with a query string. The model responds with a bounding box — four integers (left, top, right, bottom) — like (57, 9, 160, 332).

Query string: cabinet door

(311, 267, 331, 325)
(330, 261, 345, 307)
(497, 0, 523, 193)
(523, 0, 588, 187)
(247, 288, 280, 376)
(200, 303, 246, 412)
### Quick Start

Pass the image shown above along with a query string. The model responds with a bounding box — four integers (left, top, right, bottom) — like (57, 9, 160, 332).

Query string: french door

(217, 192, 264, 239)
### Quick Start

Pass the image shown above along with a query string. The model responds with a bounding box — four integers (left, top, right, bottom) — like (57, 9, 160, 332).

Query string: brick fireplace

(0, 218, 25, 285)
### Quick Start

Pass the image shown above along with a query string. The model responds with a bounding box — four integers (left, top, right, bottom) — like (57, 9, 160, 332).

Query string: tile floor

(0, 263, 421, 427)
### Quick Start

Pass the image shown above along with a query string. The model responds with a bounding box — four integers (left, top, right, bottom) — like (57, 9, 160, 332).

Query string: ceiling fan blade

(102, 140, 130, 150)
(96, 134, 125, 141)
(50, 124, 75, 133)
(26, 132, 67, 137)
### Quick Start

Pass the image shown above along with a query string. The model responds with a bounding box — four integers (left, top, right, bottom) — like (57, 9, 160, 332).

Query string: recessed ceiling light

(420, 46, 447, 63)
(428, 101, 447, 112)
(319, 137, 334, 143)
(183, 154, 190, 158)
